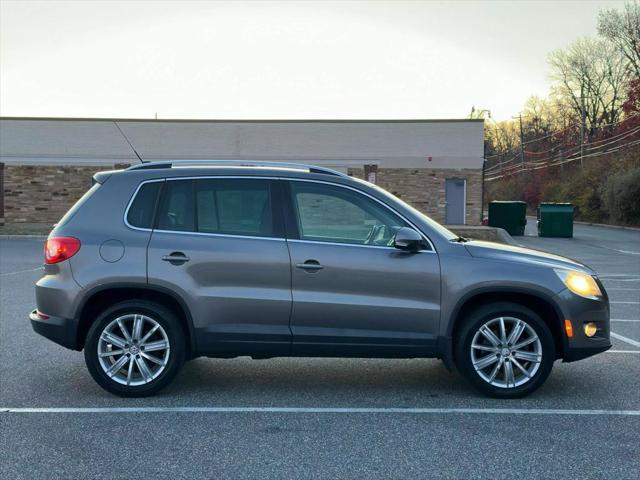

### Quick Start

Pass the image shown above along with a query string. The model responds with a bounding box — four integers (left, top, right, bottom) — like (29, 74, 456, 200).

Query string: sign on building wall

(364, 164, 378, 185)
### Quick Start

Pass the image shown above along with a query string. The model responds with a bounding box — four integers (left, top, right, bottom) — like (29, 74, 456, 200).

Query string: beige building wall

(348, 167, 482, 226)
(0, 118, 484, 226)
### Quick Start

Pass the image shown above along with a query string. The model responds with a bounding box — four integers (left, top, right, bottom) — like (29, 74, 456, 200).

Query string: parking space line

(599, 273, 640, 277)
(1, 406, 640, 416)
(611, 319, 640, 323)
(610, 332, 640, 348)
(0, 266, 42, 276)
(607, 350, 640, 354)
(597, 246, 640, 256)
(610, 301, 640, 305)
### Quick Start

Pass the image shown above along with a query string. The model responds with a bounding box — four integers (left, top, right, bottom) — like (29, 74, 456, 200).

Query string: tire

(84, 300, 186, 397)
(454, 302, 555, 398)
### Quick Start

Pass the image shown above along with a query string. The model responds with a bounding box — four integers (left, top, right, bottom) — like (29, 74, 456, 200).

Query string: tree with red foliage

(621, 78, 640, 129)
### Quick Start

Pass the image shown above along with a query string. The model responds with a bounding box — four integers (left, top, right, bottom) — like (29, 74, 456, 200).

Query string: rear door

(284, 179, 441, 357)
(146, 176, 292, 357)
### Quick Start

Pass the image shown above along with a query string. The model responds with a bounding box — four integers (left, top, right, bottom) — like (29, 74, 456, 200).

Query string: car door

(147, 176, 292, 357)
(284, 179, 441, 357)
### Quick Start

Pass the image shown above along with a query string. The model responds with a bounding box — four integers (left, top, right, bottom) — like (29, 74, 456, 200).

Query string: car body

(30, 161, 611, 397)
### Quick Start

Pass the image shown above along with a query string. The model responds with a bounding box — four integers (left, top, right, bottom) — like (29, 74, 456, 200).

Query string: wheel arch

(75, 283, 197, 359)
(442, 287, 567, 369)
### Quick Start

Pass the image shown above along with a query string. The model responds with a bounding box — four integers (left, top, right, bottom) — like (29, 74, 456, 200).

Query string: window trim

(124, 175, 436, 251)
(124, 176, 285, 241)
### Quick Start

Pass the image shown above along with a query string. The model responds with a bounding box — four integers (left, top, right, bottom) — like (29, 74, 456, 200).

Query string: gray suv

(30, 161, 611, 398)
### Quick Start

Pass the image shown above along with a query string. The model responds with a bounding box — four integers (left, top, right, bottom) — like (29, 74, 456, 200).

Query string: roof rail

(127, 160, 348, 177)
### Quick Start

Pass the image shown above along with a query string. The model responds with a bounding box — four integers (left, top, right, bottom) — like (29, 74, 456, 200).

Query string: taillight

(44, 237, 81, 264)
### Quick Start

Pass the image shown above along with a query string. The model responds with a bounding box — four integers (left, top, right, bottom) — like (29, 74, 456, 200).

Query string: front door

(445, 178, 466, 225)
(284, 180, 441, 357)
(147, 177, 292, 357)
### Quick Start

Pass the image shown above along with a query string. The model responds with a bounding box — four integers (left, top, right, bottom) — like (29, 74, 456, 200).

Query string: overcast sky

(0, 0, 628, 121)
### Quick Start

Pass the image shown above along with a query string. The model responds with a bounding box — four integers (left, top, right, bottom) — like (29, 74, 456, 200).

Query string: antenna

(113, 121, 144, 164)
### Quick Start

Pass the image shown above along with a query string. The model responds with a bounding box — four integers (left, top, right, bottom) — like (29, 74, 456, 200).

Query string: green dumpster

(537, 203, 574, 238)
(488, 201, 527, 236)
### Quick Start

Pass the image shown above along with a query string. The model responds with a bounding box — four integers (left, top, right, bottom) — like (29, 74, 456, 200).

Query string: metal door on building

(445, 178, 466, 225)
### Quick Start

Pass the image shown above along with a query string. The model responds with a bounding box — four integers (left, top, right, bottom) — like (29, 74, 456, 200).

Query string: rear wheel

(84, 300, 185, 397)
(454, 302, 555, 398)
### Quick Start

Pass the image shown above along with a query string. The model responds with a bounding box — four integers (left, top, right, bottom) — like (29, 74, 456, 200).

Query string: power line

(484, 123, 640, 175)
(485, 136, 640, 182)
(484, 112, 640, 171)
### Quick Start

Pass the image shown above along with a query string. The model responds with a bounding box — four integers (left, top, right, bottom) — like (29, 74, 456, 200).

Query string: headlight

(554, 269, 602, 299)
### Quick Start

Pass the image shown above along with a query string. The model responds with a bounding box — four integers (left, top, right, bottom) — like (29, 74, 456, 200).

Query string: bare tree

(598, 1, 640, 78)
(522, 96, 564, 140)
(549, 37, 629, 134)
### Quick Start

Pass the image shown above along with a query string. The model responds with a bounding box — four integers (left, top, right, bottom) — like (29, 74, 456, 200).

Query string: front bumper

(556, 288, 611, 362)
(30, 309, 80, 350)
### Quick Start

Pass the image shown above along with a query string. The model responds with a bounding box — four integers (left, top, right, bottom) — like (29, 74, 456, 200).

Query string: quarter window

(290, 182, 407, 246)
(127, 181, 162, 229)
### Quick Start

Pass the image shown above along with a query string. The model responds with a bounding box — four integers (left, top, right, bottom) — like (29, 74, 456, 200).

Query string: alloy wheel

(470, 316, 542, 389)
(97, 314, 171, 386)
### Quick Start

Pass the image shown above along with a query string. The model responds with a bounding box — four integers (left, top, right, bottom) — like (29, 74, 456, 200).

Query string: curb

(445, 225, 517, 246)
(573, 221, 640, 232)
(495, 227, 518, 245)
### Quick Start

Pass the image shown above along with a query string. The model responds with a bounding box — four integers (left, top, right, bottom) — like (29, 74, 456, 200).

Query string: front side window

(290, 181, 407, 246)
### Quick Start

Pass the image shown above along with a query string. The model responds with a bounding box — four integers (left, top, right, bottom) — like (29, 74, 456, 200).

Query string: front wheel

(84, 300, 186, 397)
(454, 302, 555, 398)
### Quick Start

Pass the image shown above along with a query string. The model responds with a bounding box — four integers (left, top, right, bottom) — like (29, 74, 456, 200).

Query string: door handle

(161, 252, 190, 265)
(296, 260, 324, 272)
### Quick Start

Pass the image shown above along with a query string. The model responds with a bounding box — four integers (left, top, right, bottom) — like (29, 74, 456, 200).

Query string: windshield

(357, 179, 459, 241)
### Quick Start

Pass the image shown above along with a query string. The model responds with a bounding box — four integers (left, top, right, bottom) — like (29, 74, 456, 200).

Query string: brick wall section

(0, 163, 4, 225)
(348, 167, 482, 225)
(3, 165, 113, 223)
(2, 164, 483, 225)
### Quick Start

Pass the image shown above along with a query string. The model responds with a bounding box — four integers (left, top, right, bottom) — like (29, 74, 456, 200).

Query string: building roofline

(0, 116, 484, 124)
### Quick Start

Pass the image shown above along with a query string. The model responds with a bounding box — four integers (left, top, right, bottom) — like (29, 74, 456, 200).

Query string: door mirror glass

(393, 227, 424, 252)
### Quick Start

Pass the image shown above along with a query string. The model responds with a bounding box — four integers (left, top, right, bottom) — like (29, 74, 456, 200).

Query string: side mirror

(393, 227, 424, 252)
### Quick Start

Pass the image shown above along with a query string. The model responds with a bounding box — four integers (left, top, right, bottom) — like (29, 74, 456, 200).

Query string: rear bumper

(29, 309, 80, 350)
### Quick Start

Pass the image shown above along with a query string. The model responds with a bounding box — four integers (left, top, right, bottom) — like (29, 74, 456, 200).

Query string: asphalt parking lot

(1, 222, 639, 479)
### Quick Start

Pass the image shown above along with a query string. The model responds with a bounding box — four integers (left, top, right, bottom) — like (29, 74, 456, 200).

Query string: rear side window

(156, 180, 195, 232)
(127, 182, 162, 229)
(154, 178, 275, 237)
(195, 179, 273, 237)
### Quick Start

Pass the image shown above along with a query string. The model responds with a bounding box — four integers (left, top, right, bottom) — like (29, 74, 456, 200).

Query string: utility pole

(579, 94, 586, 170)
(558, 147, 564, 179)
(518, 114, 525, 174)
